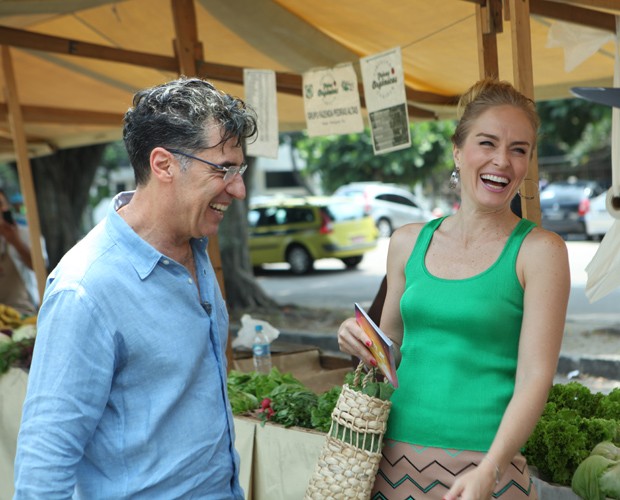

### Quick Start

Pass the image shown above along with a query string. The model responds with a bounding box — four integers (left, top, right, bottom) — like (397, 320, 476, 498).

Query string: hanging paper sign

(302, 63, 364, 137)
(244, 69, 279, 159)
(360, 47, 411, 155)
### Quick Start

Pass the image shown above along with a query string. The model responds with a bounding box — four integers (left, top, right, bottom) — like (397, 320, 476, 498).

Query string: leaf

(571, 455, 614, 500)
(599, 462, 620, 499)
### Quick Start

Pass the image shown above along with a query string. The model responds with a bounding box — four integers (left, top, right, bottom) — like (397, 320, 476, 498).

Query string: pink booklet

(354, 303, 398, 388)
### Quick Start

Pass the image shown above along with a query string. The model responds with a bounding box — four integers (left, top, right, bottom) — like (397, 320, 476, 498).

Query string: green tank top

(386, 216, 536, 451)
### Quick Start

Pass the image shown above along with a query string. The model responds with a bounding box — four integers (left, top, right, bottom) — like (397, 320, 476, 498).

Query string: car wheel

(287, 245, 313, 274)
(341, 256, 363, 269)
(377, 218, 392, 238)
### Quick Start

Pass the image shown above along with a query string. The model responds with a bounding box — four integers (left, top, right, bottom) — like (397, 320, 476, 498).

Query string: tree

(537, 98, 611, 158)
(291, 120, 456, 194)
(7, 144, 106, 271)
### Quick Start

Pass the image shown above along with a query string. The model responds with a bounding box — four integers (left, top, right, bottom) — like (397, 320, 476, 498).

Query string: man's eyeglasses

(168, 148, 247, 182)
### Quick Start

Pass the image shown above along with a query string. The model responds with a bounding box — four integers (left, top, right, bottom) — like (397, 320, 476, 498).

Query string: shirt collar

(106, 191, 164, 280)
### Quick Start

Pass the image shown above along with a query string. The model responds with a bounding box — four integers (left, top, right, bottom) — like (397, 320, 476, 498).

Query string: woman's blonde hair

(452, 78, 540, 154)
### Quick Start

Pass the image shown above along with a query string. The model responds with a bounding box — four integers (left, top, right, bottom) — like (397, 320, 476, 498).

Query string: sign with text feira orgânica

(360, 46, 411, 155)
(302, 63, 364, 137)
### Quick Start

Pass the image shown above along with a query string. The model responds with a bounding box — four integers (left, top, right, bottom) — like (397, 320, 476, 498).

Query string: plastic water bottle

(252, 324, 272, 373)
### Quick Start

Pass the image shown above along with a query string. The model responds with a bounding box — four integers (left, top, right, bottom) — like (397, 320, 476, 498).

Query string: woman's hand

(337, 317, 377, 368)
(443, 459, 497, 500)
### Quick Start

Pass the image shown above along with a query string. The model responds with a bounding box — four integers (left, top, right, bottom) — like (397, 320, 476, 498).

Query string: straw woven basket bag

(305, 362, 392, 499)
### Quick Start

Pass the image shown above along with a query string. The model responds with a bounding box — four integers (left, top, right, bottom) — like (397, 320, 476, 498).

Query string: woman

(0, 188, 37, 316)
(338, 78, 570, 500)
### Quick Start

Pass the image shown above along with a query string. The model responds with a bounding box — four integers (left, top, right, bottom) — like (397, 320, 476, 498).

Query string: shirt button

(162, 259, 170, 265)
(188, 278, 193, 284)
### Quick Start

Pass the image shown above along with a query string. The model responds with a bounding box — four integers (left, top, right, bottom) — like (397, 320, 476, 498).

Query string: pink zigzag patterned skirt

(371, 439, 538, 499)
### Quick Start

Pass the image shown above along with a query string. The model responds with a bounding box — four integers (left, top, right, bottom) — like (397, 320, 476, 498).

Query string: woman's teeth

(481, 174, 509, 187)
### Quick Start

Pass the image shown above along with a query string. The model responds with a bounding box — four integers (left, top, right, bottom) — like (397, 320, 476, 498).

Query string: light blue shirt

(14, 192, 243, 499)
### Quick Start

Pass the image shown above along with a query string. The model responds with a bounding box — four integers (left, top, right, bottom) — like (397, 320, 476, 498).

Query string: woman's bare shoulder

(521, 225, 569, 269)
(391, 221, 426, 241)
(388, 221, 427, 261)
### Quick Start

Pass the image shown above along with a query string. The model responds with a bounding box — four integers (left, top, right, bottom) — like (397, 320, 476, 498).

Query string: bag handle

(353, 360, 376, 388)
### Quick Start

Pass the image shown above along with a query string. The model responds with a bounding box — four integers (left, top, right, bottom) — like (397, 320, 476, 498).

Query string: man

(0, 188, 37, 316)
(14, 78, 257, 498)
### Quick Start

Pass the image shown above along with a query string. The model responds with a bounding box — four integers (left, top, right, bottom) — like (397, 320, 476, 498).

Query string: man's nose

(226, 173, 246, 200)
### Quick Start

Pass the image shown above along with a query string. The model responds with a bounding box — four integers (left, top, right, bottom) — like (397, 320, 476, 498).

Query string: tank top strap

(501, 218, 536, 265)
(409, 216, 446, 268)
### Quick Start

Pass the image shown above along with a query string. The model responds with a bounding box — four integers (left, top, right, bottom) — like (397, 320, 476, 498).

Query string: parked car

(540, 180, 605, 238)
(248, 196, 378, 274)
(584, 190, 616, 240)
(332, 182, 433, 237)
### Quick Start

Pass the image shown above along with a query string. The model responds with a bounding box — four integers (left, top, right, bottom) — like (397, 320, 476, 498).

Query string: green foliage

(547, 381, 604, 418)
(227, 367, 322, 428)
(0, 337, 35, 375)
(270, 384, 318, 428)
(290, 120, 456, 193)
(101, 141, 130, 170)
(598, 388, 620, 421)
(227, 367, 304, 402)
(311, 385, 342, 432)
(524, 383, 620, 486)
(537, 98, 611, 158)
(226, 364, 395, 432)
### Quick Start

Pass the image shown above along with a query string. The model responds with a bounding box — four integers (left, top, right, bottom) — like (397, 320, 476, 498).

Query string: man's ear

(150, 147, 174, 183)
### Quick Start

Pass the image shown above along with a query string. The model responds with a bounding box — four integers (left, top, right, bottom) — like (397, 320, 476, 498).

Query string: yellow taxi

(248, 196, 379, 274)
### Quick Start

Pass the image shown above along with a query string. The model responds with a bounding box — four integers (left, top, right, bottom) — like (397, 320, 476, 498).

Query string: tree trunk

(219, 156, 278, 311)
(30, 144, 106, 270)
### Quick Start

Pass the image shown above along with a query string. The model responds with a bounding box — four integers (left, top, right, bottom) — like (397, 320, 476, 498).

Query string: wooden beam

(0, 104, 123, 125)
(530, 0, 616, 32)
(0, 24, 457, 110)
(0, 26, 178, 71)
(195, 60, 443, 119)
(171, 0, 201, 76)
(476, 1, 501, 79)
(460, 0, 617, 31)
(543, 0, 620, 12)
(508, 0, 541, 225)
(1, 45, 47, 301)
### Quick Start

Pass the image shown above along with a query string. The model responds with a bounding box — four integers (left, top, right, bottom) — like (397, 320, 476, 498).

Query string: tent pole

(507, 0, 542, 225)
(171, 0, 233, 368)
(0, 45, 47, 306)
(475, 0, 502, 79)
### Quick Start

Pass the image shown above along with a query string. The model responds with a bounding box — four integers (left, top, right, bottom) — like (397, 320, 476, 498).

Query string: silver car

(333, 182, 433, 237)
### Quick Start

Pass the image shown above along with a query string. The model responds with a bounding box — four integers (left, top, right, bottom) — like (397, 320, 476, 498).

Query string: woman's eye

(480, 140, 494, 147)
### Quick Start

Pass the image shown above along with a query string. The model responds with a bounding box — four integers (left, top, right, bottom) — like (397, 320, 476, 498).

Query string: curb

(557, 353, 620, 381)
(270, 330, 620, 382)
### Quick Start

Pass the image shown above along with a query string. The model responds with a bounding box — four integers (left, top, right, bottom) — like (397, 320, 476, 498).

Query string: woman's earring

(449, 166, 460, 190)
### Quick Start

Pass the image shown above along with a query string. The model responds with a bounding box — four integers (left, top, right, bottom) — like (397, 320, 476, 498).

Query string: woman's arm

(445, 228, 570, 500)
(337, 223, 421, 367)
(1, 220, 34, 270)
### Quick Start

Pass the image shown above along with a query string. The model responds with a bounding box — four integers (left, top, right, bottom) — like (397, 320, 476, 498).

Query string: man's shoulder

(48, 224, 121, 290)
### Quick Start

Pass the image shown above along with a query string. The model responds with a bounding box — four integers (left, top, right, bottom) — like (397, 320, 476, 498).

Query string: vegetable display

(523, 382, 620, 487)
(572, 441, 620, 500)
(0, 304, 37, 375)
(227, 366, 394, 432)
